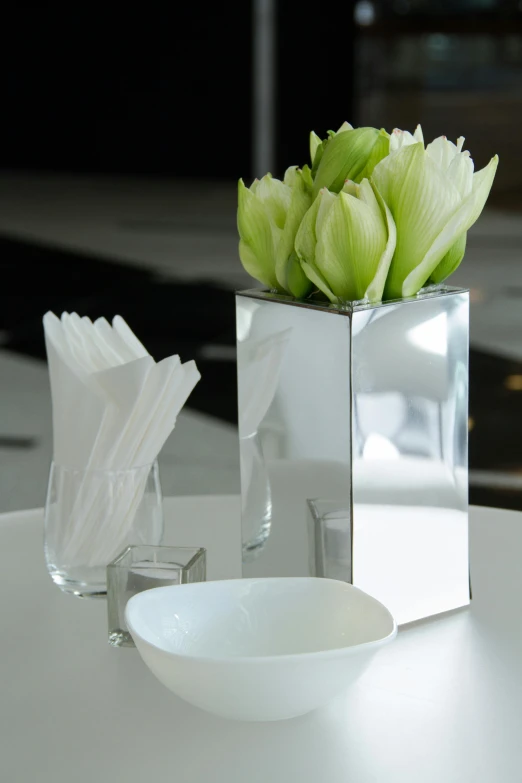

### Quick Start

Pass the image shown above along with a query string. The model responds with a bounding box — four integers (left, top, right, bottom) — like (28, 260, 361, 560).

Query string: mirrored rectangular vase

(236, 286, 470, 625)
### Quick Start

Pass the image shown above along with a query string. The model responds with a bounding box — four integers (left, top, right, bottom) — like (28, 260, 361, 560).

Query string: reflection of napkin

(237, 329, 291, 438)
(43, 312, 201, 565)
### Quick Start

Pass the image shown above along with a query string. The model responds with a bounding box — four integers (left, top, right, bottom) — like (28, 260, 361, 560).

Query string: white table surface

(2, 498, 522, 783)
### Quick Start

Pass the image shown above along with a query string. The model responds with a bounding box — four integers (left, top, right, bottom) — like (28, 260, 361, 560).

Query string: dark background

(1, 3, 522, 182)
(0, 1, 522, 510)
(0, 6, 254, 178)
(0, 4, 357, 180)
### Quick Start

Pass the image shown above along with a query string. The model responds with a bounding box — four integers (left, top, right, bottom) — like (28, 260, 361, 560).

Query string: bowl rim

(125, 577, 398, 664)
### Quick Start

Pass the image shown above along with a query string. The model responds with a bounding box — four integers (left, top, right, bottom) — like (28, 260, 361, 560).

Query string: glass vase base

(108, 629, 133, 647)
(44, 461, 164, 598)
(242, 531, 270, 561)
(48, 565, 107, 598)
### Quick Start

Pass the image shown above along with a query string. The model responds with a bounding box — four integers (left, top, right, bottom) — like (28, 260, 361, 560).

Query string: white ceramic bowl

(126, 577, 397, 722)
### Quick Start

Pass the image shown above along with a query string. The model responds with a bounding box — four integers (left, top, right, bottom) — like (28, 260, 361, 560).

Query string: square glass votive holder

(107, 545, 206, 647)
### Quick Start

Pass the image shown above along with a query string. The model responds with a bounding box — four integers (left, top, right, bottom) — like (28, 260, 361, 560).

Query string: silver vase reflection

(239, 432, 272, 558)
(237, 316, 291, 558)
(236, 287, 470, 624)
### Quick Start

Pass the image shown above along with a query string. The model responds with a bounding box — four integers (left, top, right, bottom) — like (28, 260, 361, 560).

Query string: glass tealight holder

(107, 545, 207, 647)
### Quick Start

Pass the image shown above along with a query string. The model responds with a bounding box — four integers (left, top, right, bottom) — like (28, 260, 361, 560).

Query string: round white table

(2, 498, 522, 783)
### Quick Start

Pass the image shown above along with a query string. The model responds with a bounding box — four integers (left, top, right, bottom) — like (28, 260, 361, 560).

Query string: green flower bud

(313, 126, 389, 196)
(295, 180, 396, 303)
(237, 167, 314, 298)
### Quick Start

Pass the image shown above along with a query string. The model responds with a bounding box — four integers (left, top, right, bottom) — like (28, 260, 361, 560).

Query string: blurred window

(354, 0, 522, 203)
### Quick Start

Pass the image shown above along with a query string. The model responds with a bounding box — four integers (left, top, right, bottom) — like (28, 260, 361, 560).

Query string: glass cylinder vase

(44, 461, 163, 597)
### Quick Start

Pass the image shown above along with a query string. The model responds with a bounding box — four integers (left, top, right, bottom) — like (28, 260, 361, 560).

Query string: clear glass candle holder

(307, 499, 351, 583)
(44, 461, 163, 598)
(107, 545, 207, 647)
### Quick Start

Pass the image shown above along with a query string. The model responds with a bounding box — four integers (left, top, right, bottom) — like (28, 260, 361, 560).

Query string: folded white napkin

(43, 311, 201, 565)
(44, 311, 200, 469)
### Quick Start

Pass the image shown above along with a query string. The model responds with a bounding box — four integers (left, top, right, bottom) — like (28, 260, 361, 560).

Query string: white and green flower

(237, 166, 314, 298)
(237, 122, 498, 304)
(372, 128, 498, 299)
(295, 179, 396, 303)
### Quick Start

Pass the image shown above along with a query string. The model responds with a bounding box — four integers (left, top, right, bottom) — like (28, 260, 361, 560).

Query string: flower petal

(255, 173, 292, 229)
(279, 251, 312, 299)
(310, 131, 322, 166)
(301, 164, 314, 191)
(316, 189, 338, 235)
(425, 136, 459, 170)
(357, 128, 390, 182)
(311, 138, 328, 177)
(364, 182, 397, 302)
(276, 170, 313, 297)
(300, 260, 339, 303)
(473, 157, 497, 191)
(239, 240, 278, 290)
(373, 143, 462, 300)
(237, 179, 280, 289)
(446, 151, 474, 200)
(389, 128, 419, 152)
(294, 189, 336, 267)
(356, 177, 381, 215)
(342, 179, 358, 196)
(316, 191, 388, 301)
(402, 155, 499, 296)
(313, 126, 381, 195)
(429, 233, 467, 285)
(414, 124, 425, 145)
(294, 193, 322, 265)
(284, 166, 298, 188)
